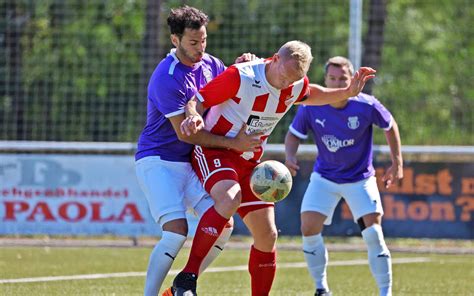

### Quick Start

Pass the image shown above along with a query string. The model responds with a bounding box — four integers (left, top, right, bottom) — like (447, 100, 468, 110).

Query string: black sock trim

(165, 252, 176, 260)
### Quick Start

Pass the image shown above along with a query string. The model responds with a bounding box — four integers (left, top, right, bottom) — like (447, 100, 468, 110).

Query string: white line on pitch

(0, 257, 432, 284)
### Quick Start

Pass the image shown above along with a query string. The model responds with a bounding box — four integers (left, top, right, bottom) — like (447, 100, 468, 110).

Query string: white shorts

(300, 172, 383, 225)
(135, 156, 213, 226)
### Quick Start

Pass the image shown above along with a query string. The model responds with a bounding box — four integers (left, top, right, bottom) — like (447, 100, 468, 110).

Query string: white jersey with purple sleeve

(289, 93, 393, 183)
(136, 49, 225, 162)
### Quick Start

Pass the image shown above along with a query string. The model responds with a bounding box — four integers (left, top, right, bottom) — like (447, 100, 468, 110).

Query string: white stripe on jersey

(168, 49, 180, 75)
(203, 168, 237, 190)
(383, 115, 394, 131)
(240, 201, 274, 207)
(165, 109, 185, 118)
(194, 146, 210, 178)
(289, 125, 308, 139)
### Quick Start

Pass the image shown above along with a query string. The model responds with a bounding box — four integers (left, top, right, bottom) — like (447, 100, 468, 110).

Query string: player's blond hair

(278, 40, 313, 76)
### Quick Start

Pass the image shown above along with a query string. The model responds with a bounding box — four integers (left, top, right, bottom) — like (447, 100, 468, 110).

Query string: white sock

(144, 231, 186, 296)
(199, 225, 233, 274)
(362, 224, 392, 296)
(302, 234, 329, 291)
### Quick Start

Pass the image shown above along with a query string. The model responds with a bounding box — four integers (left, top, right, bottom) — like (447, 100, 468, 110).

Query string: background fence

(1, 0, 473, 145)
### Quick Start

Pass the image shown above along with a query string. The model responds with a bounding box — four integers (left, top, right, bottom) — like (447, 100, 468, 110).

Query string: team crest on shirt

(347, 116, 360, 130)
(202, 67, 213, 83)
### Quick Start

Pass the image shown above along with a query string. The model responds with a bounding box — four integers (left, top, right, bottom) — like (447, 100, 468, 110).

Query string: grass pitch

(1, 242, 473, 295)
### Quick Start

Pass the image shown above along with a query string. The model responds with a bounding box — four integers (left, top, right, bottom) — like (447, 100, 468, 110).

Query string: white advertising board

(0, 154, 198, 237)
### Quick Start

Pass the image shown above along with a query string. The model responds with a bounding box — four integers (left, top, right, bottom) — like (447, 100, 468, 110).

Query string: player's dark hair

(324, 56, 354, 76)
(167, 6, 209, 38)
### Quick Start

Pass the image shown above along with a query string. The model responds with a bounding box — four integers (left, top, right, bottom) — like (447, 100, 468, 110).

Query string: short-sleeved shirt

(196, 59, 309, 162)
(136, 49, 225, 162)
(289, 93, 393, 183)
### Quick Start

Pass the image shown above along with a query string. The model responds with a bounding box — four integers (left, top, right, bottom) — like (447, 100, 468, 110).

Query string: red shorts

(192, 146, 274, 218)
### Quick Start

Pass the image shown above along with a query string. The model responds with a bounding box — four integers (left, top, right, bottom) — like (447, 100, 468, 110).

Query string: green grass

(1, 246, 473, 295)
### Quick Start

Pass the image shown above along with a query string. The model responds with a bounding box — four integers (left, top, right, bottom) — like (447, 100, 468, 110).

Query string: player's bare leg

(360, 213, 392, 296)
(301, 211, 332, 296)
(243, 207, 278, 296)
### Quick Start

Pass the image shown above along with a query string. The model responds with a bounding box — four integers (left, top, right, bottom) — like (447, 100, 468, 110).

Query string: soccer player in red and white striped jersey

(170, 40, 376, 296)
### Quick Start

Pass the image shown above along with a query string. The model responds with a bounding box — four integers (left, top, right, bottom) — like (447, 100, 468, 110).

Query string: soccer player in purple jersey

(284, 56, 403, 296)
(135, 6, 260, 296)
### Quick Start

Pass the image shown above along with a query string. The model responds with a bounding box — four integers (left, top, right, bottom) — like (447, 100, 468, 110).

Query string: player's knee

(212, 183, 242, 213)
(362, 224, 389, 251)
(269, 227, 278, 243)
(300, 220, 322, 236)
(225, 216, 234, 228)
(255, 227, 278, 249)
(218, 195, 240, 213)
(162, 219, 188, 236)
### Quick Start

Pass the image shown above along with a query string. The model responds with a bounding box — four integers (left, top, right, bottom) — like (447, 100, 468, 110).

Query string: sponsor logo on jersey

(252, 80, 262, 88)
(347, 116, 360, 129)
(246, 115, 279, 134)
(321, 135, 355, 152)
(315, 118, 326, 127)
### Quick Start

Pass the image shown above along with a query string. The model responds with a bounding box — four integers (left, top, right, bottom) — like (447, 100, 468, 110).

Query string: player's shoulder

(232, 58, 265, 79)
(153, 54, 180, 78)
(296, 103, 320, 116)
(350, 92, 381, 106)
(201, 53, 225, 67)
(148, 57, 182, 91)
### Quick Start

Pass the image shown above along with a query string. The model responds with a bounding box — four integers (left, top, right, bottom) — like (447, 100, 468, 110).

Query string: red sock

(183, 206, 229, 274)
(248, 245, 277, 296)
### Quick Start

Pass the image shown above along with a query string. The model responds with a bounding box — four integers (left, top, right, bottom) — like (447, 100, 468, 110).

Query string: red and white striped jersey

(195, 59, 309, 162)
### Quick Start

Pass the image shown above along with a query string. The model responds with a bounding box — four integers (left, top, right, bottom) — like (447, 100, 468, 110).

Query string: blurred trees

(0, 0, 472, 145)
(373, 0, 473, 145)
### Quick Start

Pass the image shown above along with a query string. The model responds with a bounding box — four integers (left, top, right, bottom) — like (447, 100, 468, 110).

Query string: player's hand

(382, 164, 403, 188)
(346, 67, 376, 97)
(234, 53, 258, 64)
(231, 124, 264, 152)
(285, 157, 300, 177)
(180, 114, 204, 136)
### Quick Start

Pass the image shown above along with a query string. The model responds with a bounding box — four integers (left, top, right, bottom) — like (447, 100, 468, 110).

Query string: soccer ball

(250, 160, 293, 202)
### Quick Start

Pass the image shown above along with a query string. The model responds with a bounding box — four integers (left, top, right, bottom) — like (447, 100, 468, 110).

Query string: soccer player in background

(168, 41, 376, 296)
(135, 6, 261, 296)
(284, 56, 403, 296)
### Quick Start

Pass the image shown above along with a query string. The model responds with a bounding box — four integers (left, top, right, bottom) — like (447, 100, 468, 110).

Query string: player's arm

(170, 112, 230, 148)
(382, 119, 403, 188)
(179, 66, 263, 151)
(179, 96, 205, 136)
(180, 67, 241, 136)
(284, 131, 302, 176)
(181, 65, 244, 134)
(170, 111, 261, 152)
(297, 67, 376, 106)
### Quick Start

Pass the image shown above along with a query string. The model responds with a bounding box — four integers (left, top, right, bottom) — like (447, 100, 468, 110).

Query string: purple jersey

(136, 49, 225, 162)
(289, 93, 393, 183)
